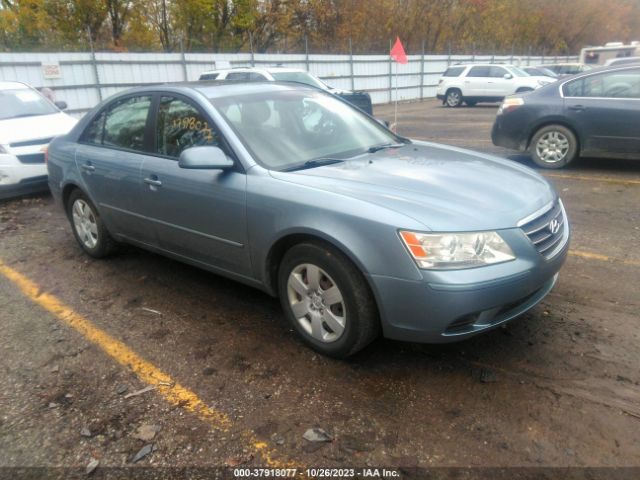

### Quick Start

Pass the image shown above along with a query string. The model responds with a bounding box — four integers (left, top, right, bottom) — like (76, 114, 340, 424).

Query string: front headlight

(400, 231, 515, 269)
(537, 79, 550, 86)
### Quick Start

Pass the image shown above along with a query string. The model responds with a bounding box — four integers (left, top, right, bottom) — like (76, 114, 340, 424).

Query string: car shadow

(506, 153, 640, 174)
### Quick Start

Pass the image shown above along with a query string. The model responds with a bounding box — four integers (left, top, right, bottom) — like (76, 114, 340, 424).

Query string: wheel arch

(263, 230, 378, 302)
(526, 120, 581, 152)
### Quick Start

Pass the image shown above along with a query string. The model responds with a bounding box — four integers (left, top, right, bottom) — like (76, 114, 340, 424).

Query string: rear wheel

(66, 189, 117, 258)
(445, 89, 463, 107)
(278, 242, 379, 358)
(530, 125, 578, 169)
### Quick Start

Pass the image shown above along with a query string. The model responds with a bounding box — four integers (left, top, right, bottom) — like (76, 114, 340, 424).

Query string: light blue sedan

(47, 82, 569, 357)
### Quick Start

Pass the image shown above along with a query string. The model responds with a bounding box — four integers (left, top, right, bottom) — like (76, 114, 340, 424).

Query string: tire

(445, 88, 463, 107)
(277, 242, 379, 358)
(66, 189, 117, 258)
(465, 100, 477, 107)
(529, 125, 578, 169)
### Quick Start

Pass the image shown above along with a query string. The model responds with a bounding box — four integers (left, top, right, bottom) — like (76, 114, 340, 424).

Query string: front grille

(521, 201, 566, 258)
(10, 137, 54, 148)
(16, 153, 45, 164)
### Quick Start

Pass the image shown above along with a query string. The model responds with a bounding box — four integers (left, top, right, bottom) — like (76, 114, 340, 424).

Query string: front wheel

(530, 125, 578, 169)
(278, 242, 379, 358)
(67, 189, 117, 258)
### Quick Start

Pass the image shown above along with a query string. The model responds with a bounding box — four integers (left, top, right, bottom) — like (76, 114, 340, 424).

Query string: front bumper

(0, 155, 49, 199)
(369, 224, 569, 343)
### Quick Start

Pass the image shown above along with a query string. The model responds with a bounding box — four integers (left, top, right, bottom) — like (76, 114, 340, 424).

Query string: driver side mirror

(54, 100, 68, 111)
(503, 73, 513, 80)
(376, 118, 391, 128)
(178, 146, 234, 170)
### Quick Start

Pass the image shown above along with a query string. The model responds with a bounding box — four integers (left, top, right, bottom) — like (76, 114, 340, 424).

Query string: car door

(487, 66, 513, 97)
(563, 68, 640, 156)
(463, 66, 491, 97)
(75, 94, 156, 243)
(138, 94, 251, 275)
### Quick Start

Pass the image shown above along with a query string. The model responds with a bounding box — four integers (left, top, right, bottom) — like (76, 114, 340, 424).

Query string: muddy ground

(1, 99, 639, 478)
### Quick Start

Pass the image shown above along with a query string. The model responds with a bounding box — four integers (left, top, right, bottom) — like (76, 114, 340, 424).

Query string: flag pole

(394, 60, 398, 132)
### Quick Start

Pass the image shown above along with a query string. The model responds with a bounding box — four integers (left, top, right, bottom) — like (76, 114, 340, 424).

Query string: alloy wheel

(72, 199, 99, 249)
(535, 131, 570, 163)
(287, 263, 346, 343)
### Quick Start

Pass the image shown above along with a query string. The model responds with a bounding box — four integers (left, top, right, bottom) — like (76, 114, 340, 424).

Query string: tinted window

(103, 96, 152, 151)
(199, 73, 219, 80)
(563, 69, 640, 98)
(156, 96, 221, 158)
(81, 111, 106, 145)
(490, 66, 508, 78)
(248, 72, 267, 81)
(467, 66, 491, 77)
(443, 66, 465, 77)
(226, 72, 249, 81)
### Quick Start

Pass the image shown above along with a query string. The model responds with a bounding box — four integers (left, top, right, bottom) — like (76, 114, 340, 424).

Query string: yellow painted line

(544, 173, 640, 186)
(0, 260, 296, 470)
(569, 250, 640, 267)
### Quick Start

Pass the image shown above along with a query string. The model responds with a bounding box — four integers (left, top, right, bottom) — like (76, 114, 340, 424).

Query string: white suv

(436, 64, 555, 107)
(199, 66, 373, 114)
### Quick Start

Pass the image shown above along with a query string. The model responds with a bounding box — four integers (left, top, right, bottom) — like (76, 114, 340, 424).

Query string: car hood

(0, 112, 77, 146)
(270, 142, 556, 231)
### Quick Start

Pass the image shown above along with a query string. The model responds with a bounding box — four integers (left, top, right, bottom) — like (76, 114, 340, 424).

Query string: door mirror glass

(54, 100, 68, 111)
(178, 146, 234, 170)
(503, 73, 513, 80)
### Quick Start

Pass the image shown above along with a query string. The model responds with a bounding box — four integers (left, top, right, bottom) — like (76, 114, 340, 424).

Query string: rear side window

(102, 96, 152, 151)
(443, 66, 465, 77)
(81, 111, 106, 145)
(248, 72, 267, 81)
(467, 66, 491, 77)
(226, 72, 250, 81)
(199, 73, 219, 80)
(81, 96, 151, 150)
(156, 96, 221, 158)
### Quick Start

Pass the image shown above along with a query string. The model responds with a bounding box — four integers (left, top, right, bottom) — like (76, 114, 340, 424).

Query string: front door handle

(568, 105, 585, 112)
(144, 177, 162, 187)
(81, 163, 95, 173)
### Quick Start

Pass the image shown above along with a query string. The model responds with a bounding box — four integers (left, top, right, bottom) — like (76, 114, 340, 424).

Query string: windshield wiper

(282, 158, 345, 172)
(367, 142, 407, 153)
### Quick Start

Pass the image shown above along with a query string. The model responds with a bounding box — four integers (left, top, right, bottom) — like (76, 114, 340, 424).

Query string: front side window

(213, 89, 401, 171)
(467, 66, 490, 77)
(563, 69, 640, 98)
(156, 96, 221, 158)
(102, 96, 152, 151)
(490, 66, 508, 78)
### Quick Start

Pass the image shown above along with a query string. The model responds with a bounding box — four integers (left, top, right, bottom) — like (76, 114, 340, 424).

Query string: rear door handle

(81, 163, 95, 172)
(568, 105, 585, 112)
(144, 177, 162, 187)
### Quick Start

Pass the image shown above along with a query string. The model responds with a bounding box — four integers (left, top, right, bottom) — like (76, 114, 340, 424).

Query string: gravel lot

(1, 99, 639, 478)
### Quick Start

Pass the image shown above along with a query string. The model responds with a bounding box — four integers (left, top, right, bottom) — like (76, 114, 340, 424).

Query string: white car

(0, 82, 77, 199)
(436, 64, 555, 107)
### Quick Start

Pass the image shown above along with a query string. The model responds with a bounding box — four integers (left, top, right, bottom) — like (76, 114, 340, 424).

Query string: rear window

(442, 66, 465, 77)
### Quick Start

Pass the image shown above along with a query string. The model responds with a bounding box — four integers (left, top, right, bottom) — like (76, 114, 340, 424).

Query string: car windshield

(270, 72, 326, 89)
(506, 66, 529, 77)
(212, 89, 401, 170)
(0, 87, 58, 121)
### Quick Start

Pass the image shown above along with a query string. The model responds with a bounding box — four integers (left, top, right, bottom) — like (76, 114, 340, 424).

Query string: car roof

(111, 81, 317, 100)
(0, 81, 30, 90)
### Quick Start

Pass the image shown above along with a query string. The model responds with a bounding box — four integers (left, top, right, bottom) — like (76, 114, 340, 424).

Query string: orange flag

(390, 37, 408, 64)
